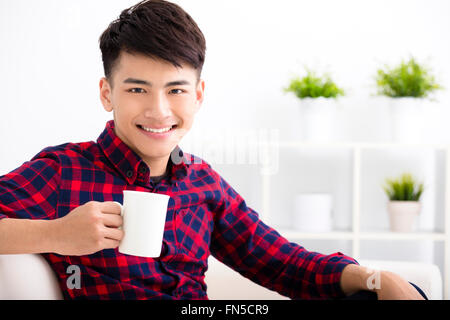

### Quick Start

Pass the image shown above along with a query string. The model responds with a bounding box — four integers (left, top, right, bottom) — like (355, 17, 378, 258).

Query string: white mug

(116, 190, 170, 258)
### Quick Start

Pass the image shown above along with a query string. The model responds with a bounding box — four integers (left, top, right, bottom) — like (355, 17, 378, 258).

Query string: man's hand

(340, 264, 425, 300)
(51, 201, 124, 256)
(375, 270, 424, 300)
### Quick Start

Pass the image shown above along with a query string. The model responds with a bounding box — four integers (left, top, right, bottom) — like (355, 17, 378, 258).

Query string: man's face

(99, 51, 205, 166)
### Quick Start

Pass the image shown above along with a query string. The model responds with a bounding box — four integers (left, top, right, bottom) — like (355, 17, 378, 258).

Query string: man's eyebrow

(123, 78, 150, 86)
(123, 78, 191, 87)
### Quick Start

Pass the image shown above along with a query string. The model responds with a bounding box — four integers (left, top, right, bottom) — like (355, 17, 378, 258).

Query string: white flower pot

(293, 193, 333, 232)
(389, 98, 424, 143)
(299, 98, 337, 142)
(387, 201, 421, 232)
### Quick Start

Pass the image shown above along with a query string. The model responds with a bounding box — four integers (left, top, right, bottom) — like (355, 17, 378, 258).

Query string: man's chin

(137, 146, 176, 162)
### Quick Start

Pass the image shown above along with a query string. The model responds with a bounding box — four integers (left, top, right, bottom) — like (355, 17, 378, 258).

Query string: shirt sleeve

(210, 172, 359, 300)
(0, 155, 61, 221)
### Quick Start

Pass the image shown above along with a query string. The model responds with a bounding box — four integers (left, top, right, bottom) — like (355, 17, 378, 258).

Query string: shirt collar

(97, 120, 189, 185)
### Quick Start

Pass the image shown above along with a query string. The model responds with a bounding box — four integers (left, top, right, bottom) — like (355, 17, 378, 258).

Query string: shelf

(278, 229, 447, 241)
(276, 141, 450, 150)
(279, 229, 353, 240)
(255, 139, 450, 298)
(359, 231, 447, 241)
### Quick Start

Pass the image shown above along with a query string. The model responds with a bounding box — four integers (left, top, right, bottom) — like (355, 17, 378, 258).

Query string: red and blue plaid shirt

(0, 120, 358, 300)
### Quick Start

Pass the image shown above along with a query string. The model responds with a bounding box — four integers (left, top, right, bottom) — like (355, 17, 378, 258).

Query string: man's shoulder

(180, 152, 217, 178)
(0, 141, 94, 181)
(30, 141, 98, 164)
(182, 152, 210, 168)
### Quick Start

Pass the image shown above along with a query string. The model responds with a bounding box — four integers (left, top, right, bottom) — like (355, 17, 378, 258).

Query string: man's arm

(0, 153, 123, 256)
(0, 156, 61, 254)
(0, 201, 124, 256)
(208, 168, 358, 299)
(340, 263, 425, 300)
(208, 167, 424, 300)
(0, 218, 58, 254)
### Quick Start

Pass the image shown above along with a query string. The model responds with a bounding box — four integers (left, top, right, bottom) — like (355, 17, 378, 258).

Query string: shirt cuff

(316, 252, 360, 299)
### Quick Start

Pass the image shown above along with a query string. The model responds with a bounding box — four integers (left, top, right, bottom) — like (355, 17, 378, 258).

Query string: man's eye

(170, 89, 184, 94)
(128, 88, 145, 93)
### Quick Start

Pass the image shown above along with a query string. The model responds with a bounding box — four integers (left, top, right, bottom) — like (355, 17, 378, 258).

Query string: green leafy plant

(375, 57, 442, 98)
(284, 70, 345, 99)
(383, 173, 424, 201)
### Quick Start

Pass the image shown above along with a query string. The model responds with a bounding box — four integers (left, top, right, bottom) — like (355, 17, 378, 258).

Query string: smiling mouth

(136, 124, 178, 133)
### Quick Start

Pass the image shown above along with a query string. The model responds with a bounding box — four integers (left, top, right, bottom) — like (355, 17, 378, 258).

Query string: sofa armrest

(358, 259, 443, 300)
(205, 256, 289, 300)
(0, 254, 63, 300)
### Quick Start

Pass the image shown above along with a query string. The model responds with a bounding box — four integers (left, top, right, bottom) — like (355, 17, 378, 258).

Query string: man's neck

(145, 155, 170, 177)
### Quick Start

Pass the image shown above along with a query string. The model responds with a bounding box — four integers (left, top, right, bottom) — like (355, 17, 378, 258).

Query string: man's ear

(99, 77, 114, 112)
(195, 79, 205, 110)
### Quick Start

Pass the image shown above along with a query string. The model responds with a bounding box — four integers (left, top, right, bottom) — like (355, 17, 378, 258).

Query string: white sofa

(0, 254, 63, 300)
(205, 257, 443, 300)
(0, 254, 443, 300)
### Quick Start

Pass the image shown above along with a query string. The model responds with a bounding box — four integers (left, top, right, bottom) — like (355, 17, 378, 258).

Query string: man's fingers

(102, 238, 120, 250)
(102, 213, 123, 228)
(100, 201, 122, 215)
(103, 226, 124, 242)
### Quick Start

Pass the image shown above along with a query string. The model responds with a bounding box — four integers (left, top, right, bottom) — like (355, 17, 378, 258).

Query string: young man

(0, 0, 424, 300)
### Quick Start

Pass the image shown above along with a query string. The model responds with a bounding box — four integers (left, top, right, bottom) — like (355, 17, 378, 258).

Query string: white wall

(1, 0, 450, 172)
(1, 0, 449, 296)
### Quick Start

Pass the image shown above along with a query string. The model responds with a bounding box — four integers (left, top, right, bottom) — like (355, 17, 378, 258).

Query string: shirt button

(126, 170, 133, 178)
(139, 166, 147, 174)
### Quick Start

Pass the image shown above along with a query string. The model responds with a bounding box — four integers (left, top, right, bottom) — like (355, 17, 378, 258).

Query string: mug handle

(113, 201, 124, 230)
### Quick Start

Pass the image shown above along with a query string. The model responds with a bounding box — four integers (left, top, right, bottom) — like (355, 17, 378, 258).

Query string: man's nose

(144, 92, 172, 118)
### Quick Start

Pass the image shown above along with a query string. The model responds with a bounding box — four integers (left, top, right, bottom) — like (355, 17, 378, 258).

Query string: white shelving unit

(256, 141, 450, 299)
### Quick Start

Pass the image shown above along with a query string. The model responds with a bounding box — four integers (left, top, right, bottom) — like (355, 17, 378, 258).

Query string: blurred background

(0, 0, 449, 299)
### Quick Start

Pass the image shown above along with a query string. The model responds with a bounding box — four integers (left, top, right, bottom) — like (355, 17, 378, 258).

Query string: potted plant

(375, 56, 442, 142)
(284, 69, 345, 141)
(382, 173, 424, 232)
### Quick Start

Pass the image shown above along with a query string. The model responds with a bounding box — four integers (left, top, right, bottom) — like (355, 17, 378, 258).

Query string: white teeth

(140, 125, 172, 133)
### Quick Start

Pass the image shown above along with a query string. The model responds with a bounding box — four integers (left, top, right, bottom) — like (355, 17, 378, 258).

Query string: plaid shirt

(0, 120, 358, 300)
